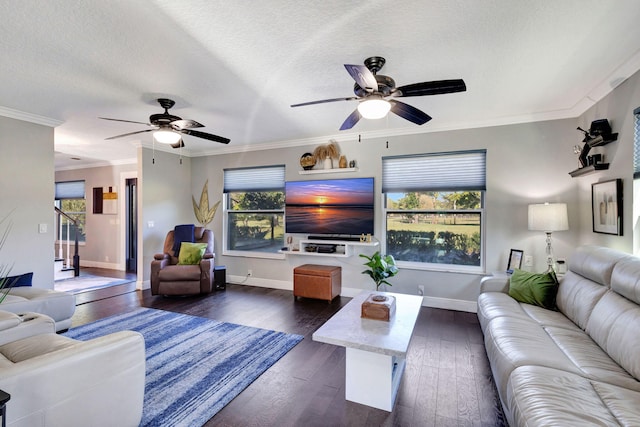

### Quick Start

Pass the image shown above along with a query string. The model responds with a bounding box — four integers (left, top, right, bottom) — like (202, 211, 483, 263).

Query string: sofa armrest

(480, 275, 510, 294)
(154, 253, 169, 261)
(0, 331, 145, 427)
(202, 252, 214, 260)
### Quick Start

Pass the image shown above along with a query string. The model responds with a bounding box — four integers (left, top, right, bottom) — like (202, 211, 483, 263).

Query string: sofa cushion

(586, 290, 640, 382)
(555, 270, 608, 330)
(0, 334, 77, 362)
(508, 269, 558, 310)
(567, 245, 631, 287)
(158, 264, 201, 281)
(476, 292, 531, 332)
(507, 366, 640, 427)
(178, 242, 207, 265)
(610, 257, 640, 305)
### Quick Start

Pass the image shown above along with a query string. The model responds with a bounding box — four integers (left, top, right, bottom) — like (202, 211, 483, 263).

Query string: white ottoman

(1, 288, 75, 331)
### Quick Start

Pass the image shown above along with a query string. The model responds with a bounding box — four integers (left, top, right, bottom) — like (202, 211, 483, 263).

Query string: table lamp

(528, 203, 569, 272)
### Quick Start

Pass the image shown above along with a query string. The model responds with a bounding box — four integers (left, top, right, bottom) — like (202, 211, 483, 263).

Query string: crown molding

(0, 106, 63, 127)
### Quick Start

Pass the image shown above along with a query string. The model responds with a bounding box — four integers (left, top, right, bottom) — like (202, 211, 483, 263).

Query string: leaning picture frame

(507, 249, 524, 273)
(592, 178, 622, 235)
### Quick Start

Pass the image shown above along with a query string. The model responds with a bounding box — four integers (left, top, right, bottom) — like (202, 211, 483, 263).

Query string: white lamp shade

(528, 203, 569, 232)
(154, 130, 181, 145)
(357, 96, 391, 119)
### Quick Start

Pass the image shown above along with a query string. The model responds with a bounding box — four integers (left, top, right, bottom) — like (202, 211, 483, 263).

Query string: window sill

(222, 250, 286, 260)
(396, 260, 485, 275)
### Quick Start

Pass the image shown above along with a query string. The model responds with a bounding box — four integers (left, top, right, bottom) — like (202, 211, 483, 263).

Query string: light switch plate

(38, 223, 47, 233)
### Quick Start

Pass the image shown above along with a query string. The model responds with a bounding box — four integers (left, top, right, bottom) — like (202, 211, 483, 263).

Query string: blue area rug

(64, 307, 304, 426)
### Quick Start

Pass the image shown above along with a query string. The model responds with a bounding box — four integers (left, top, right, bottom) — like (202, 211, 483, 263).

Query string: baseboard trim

(226, 279, 477, 313)
(79, 260, 122, 270)
(228, 275, 291, 291)
(422, 296, 477, 313)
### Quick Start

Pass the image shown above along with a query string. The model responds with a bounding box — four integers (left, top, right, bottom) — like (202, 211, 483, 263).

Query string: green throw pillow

(508, 269, 559, 310)
(178, 242, 208, 265)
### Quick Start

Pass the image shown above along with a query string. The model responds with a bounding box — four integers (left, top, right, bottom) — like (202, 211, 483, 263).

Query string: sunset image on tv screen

(285, 178, 374, 235)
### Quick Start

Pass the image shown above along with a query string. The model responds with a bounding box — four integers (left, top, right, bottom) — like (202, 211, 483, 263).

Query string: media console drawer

(293, 264, 341, 302)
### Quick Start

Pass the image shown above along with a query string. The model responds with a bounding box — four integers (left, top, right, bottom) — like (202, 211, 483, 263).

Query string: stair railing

(54, 206, 80, 277)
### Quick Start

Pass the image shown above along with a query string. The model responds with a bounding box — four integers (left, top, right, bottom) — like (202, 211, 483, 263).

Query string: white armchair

(0, 310, 145, 427)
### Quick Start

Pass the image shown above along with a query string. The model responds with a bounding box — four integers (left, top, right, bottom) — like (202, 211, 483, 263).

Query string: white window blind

(634, 107, 640, 179)
(223, 165, 285, 192)
(55, 180, 85, 199)
(382, 150, 486, 193)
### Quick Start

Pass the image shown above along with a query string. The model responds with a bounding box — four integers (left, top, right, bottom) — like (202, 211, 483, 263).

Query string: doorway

(126, 177, 137, 273)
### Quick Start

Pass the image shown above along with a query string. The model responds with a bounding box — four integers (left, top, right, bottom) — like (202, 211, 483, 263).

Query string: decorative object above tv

(285, 177, 374, 237)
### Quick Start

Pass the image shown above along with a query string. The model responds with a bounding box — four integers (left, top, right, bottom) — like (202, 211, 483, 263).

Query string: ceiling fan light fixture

(358, 96, 391, 119)
(154, 129, 181, 145)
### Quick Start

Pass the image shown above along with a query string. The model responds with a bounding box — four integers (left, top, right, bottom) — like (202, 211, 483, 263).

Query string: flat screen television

(285, 177, 374, 236)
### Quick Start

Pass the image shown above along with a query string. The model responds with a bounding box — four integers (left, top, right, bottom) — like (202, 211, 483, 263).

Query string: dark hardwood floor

(70, 275, 506, 427)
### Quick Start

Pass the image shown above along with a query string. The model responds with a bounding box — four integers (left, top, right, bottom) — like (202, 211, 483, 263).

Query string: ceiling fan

(100, 98, 230, 147)
(291, 56, 466, 130)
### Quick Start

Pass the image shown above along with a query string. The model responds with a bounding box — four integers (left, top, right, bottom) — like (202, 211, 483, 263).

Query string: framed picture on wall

(507, 249, 524, 273)
(592, 178, 622, 235)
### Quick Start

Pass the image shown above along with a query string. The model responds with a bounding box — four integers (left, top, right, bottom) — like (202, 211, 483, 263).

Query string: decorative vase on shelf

(339, 155, 347, 168)
(324, 157, 333, 169)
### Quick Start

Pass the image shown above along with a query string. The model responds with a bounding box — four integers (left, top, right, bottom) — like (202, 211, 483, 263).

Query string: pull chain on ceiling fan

(291, 56, 466, 130)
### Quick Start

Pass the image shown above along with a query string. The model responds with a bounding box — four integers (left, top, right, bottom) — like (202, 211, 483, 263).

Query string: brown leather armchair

(150, 227, 215, 296)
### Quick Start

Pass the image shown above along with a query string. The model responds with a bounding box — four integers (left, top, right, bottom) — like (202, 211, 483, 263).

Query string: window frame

(222, 166, 286, 259)
(382, 151, 486, 273)
(54, 180, 87, 244)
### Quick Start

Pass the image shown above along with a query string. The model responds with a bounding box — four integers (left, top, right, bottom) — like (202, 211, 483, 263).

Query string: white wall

(189, 117, 581, 309)
(0, 116, 55, 288)
(141, 69, 640, 309)
(139, 147, 193, 286)
(574, 69, 640, 253)
(55, 162, 137, 269)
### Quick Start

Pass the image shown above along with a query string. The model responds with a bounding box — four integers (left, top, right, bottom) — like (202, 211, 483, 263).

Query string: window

(55, 180, 86, 242)
(382, 150, 486, 270)
(223, 165, 285, 255)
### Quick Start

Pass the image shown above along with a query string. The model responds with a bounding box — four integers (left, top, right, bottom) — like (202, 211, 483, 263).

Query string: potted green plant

(360, 251, 398, 291)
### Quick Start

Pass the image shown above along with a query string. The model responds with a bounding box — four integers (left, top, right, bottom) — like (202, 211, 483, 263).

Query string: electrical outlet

(247, 269, 252, 277)
(524, 255, 533, 267)
(418, 285, 425, 296)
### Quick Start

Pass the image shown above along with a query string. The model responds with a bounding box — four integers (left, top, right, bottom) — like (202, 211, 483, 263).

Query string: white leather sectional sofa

(1, 287, 75, 332)
(478, 245, 640, 426)
(0, 310, 145, 427)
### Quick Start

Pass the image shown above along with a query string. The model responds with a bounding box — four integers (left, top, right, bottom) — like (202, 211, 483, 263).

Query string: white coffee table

(312, 291, 422, 411)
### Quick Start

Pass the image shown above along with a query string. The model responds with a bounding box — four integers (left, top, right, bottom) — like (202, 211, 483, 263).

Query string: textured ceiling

(1, 0, 640, 170)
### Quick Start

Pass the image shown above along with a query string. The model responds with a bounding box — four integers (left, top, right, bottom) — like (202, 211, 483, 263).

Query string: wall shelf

(569, 131, 617, 178)
(299, 167, 358, 175)
(569, 163, 610, 177)
(280, 239, 378, 257)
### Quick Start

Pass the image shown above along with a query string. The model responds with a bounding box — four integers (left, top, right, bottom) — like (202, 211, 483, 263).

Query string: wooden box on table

(293, 264, 341, 302)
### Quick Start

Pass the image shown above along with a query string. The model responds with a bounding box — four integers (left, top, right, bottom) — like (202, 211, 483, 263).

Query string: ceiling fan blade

(291, 96, 358, 108)
(171, 139, 185, 149)
(339, 109, 362, 131)
(105, 129, 154, 140)
(180, 129, 230, 144)
(344, 64, 378, 92)
(171, 119, 204, 130)
(390, 100, 432, 125)
(99, 117, 151, 126)
(394, 79, 467, 97)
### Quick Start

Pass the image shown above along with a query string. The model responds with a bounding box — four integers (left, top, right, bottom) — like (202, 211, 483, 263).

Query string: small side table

(0, 389, 10, 427)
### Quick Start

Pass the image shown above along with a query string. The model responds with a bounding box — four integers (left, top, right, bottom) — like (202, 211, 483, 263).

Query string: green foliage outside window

(386, 191, 482, 266)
